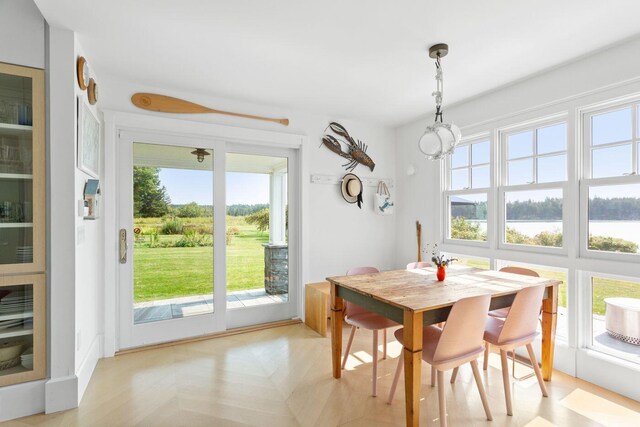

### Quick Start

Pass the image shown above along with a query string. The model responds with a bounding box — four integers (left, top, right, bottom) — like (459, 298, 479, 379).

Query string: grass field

(133, 217, 640, 314)
(451, 256, 640, 315)
(133, 216, 269, 303)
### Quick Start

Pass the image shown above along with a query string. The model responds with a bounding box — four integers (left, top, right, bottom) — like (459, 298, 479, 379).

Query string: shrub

(228, 226, 240, 235)
(589, 235, 638, 253)
(176, 202, 205, 218)
(175, 230, 212, 247)
(450, 217, 486, 241)
(534, 231, 563, 247)
(161, 219, 184, 235)
(246, 208, 269, 233)
(506, 227, 532, 244)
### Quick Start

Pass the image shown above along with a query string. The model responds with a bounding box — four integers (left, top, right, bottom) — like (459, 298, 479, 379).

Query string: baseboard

(77, 334, 103, 403)
(116, 318, 301, 355)
(0, 380, 46, 422)
(45, 374, 78, 414)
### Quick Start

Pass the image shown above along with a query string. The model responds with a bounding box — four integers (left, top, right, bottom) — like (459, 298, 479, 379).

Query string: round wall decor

(76, 56, 89, 90)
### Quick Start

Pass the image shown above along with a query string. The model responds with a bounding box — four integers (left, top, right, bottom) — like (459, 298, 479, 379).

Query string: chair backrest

(498, 285, 546, 344)
(433, 294, 491, 363)
(499, 266, 539, 277)
(406, 262, 431, 270)
(345, 267, 379, 318)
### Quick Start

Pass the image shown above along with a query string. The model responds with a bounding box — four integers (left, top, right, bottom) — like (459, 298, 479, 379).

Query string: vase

(437, 266, 446, 281)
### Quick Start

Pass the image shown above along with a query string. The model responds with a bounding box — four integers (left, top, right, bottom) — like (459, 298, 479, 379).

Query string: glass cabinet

(0, 63, 45, 387)
(0, 63, 44, 274)
(0, 274, 45, 386)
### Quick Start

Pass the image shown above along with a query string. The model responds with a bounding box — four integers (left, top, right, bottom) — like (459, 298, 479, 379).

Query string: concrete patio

(133, 288, 289, 324)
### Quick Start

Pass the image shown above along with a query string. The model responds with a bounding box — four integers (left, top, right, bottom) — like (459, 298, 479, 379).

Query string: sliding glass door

(118, 132, 298, 349)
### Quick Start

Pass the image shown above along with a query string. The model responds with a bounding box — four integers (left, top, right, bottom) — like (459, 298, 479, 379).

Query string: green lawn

(133, 217, 269, 303)
(451, 257, 640, 315)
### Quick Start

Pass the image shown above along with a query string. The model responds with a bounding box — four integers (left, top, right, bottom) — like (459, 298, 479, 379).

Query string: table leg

(403, 310, 423, 427)
(541, 283, 558, 381)
(331, 283, 344, 379)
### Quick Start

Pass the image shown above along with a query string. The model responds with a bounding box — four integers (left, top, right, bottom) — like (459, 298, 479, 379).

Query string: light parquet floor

(4, 323, 640, 426)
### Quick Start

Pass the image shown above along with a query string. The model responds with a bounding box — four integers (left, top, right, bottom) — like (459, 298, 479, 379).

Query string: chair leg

(387, 354, 404, 404)
(383, 328, 387, 360)
(510, 346, 536, 381)
(431, 364, 436, 387)
(500, 349, 513, 416)
(372, 329, 378, 397)
(483, 342, 490, 371)
(470, 360, 493, 421)
(341, 325, 356, 370)
(450, 367, 458, 384)
(526, 343, 548, 397)
(437, 370, 447, 427)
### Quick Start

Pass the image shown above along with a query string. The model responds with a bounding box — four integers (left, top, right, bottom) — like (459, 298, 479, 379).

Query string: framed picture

(77, 97, 100, 178)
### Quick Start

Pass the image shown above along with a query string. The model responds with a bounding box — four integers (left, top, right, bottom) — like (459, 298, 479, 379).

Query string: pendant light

(418, 43, 461, 160)
(191, 148, 210, 163)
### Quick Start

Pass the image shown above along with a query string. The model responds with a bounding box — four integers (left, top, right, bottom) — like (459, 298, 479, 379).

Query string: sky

(158, 169, 269, 205)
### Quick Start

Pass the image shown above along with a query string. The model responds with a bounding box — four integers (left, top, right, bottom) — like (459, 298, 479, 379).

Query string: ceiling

(35, 0, 640, 126)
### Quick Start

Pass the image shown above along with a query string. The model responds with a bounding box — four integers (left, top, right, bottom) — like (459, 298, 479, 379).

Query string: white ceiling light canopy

(418, 43, 462, 161)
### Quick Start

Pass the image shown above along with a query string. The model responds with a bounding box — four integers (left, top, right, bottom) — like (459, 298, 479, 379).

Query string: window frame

(580, 99, 640, 261)
(443, 134, 492, 248)
(498, 117, 569, 255)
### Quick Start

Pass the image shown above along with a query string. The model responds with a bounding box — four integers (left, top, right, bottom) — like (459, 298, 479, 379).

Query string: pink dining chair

(388, 294, 493, 427)
(486, 266, 541, 380)
(483, 284, 548, 416)
(488, 267, 540, 319)
(342, 267, 398, 397)
(406, 261, 432, 270)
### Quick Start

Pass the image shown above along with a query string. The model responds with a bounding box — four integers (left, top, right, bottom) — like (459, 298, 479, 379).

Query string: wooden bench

(304, 282, 330, 336)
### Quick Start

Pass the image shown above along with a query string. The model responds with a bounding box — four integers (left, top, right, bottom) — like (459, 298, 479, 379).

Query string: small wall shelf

(310, 174, 394, 188)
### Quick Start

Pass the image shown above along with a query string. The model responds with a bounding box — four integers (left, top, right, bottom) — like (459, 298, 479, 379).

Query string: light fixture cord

(433, 54, 444, 123)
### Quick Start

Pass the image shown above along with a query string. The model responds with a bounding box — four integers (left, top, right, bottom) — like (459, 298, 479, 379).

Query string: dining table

(327, 264, 561, 427)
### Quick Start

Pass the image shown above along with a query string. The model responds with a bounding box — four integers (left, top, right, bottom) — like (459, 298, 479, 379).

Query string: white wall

(394, 35, 640, 401)
(0, 0, 45, 69)
(72, 35, 104, 404)
(97, 75, 397, 285)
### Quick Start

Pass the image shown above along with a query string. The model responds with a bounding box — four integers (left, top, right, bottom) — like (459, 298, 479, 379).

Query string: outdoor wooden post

(403, 310, 423, 427)
(331, 283, 344, 379)
(541, 283, 558, 381)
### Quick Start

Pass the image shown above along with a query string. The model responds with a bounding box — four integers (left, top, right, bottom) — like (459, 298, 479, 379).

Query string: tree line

(452, 197, 640, 221)
(134, 167, 270, 218)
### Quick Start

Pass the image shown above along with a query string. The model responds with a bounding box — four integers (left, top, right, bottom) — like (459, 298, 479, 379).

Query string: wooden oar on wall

(131, 93, 289, 126)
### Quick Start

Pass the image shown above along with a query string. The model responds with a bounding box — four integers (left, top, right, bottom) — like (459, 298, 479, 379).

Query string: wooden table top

(327, 265, 561, 313)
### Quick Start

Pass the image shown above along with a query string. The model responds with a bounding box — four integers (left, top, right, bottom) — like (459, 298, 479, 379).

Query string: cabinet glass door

(0, 274, 45, 386)
(0, 64, 44, 273)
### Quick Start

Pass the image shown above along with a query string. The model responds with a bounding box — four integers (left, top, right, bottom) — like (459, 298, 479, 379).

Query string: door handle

(119, 229, 128, 264)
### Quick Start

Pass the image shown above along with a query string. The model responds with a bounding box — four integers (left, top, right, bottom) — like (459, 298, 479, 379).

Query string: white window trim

(579, 96, 640, 261)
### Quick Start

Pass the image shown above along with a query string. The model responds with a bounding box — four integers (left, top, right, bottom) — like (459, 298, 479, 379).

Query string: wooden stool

(305, 282, 331, 336)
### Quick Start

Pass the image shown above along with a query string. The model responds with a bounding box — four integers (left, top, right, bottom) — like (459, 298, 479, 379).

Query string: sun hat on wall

(341, 173, 363, 208)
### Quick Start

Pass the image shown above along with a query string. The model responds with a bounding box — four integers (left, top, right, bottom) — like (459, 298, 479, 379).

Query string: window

(588, 107, 636, 178)
(447, 193, 487, 242)
(506, 123, 567, 185)
(446, 138, 490, 243)
(583, 102, 640, 257)
(501, 120, 567, 250)
(590, 274, 640, 364)
(447, 253, 490, 270)
(449, 139, 490, 190)
(504, 189, 563, 247)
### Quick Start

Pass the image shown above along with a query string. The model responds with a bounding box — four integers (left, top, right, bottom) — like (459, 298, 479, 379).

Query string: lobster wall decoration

(321, 122, 375, 172)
